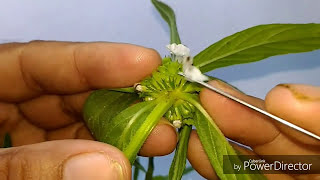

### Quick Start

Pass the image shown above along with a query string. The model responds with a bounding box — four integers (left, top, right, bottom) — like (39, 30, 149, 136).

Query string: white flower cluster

(173, 120, 182, 128)
(166, 43, 208, 82)
(166, 43, 190, 63)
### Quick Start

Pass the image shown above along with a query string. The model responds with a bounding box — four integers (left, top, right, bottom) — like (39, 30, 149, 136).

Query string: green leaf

(83, 90, 139, 140)
(134, 158, 147, 173)
(169, 125, 192, 180)
(84, 89, 174, 164)
(194, 24, 320, 72)
(133, 158, 145, 180)
(103, 101, 156, 150)
(152, 167, 193, 180)
(2, 133, 12, 148)
(177, 93, 266, 180)
(109, 87, 136, 93)
(146, 157, 154, 180)
(151, 0, 181, 44)
(152, 175, 168, 180)
(122, 98, 174, 163)
(182, 166, 194, 176)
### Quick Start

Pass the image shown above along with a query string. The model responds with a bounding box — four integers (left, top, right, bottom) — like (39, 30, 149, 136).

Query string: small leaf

(109, 87, 136, 93)
(151, 0, 181, 44)
(134, 158, 147, 173)
(133, 157, 145, 180)
(169, 125, 192, 180)
(182, 166, 194, 175)
(194, 24, 320, 72)
(177, 93, 266, 180)
(152, 175, 168, 180)
(2, 133, 12, 148)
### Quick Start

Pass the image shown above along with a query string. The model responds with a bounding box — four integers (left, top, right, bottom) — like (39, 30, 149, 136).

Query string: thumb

(0, 140, 131, 180)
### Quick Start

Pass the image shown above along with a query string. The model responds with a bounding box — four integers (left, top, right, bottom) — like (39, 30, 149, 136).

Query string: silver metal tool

(178, 72, 320, 141)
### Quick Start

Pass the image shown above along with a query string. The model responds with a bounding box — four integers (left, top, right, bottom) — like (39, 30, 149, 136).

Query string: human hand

(188, 80, 320, 180)
(0, 41, 177, 179)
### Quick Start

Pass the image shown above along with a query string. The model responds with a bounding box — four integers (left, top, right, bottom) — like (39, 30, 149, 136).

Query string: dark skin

(0, 41, 319, 179)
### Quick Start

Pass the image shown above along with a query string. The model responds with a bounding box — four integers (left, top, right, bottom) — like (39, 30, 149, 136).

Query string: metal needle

(178, 72, 320, 141)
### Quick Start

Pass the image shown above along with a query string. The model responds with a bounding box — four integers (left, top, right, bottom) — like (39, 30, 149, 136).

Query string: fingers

(199, 80, 280, 147)
(47, 122, 94, 141)
(0, 140, 131, 180)
(199, 80, 320, 156)
(188, 130, 295, 180)
(187, 130, 217, 180)
(17, 92, 178, 155)
(265, 84, 320, 145)
(18, 92, 90, 130)
(46, 118, 178, 157)
(0, 41, 161, 102)
(6, 92, 177, 156)
(139, 118, 177, 156)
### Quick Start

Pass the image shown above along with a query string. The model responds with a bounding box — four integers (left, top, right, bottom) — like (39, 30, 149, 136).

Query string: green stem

(169, 125, 192, 180)
(145, 157, 154, 180)
(133, 158, 140, 180)
(124, 97, 175, 163)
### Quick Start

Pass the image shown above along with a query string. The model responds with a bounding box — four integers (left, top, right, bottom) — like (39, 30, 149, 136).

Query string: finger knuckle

(0, 147, 39, 180)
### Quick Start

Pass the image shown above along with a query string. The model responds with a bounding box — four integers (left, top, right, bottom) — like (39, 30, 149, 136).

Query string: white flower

(166, 43, 190, 62)
(183, 64, 209, 82)
(166, 43, 208, 82)
(134, 83, 143, 92)
(173, 120, 182, 128)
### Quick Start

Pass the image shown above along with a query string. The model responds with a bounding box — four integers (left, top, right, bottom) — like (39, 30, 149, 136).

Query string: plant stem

(145, 157, 154, 180)
(133, 158, 140, 180)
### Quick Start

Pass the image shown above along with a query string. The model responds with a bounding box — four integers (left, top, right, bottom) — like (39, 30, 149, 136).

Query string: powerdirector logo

(223, 155, 320, 174)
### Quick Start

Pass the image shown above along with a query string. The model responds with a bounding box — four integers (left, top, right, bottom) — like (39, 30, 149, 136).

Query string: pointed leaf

(151, 0, 181, 44)
(194, 24, 320, 72)
(177, 93, 266, 180)
(83, 90, 139, 140)
(182, 166, 194, 175)
(169, 125, 192, 180)
(134, 158, 147, 173)
(102, 100, 157, 151)
(109, 87, 136, 93)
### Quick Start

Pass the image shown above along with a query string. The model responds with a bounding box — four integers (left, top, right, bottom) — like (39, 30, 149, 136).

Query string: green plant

(2, 133, 12, 148)
(83, 0, 320, 179)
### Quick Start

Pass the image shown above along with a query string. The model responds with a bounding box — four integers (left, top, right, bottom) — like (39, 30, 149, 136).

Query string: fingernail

(278, 84, 320, 101)
(158, 118, 179, 141)
(63, 152, 124, 180)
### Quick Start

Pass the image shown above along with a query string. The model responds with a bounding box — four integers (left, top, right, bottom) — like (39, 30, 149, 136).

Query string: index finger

(0, 41, 161, 102)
